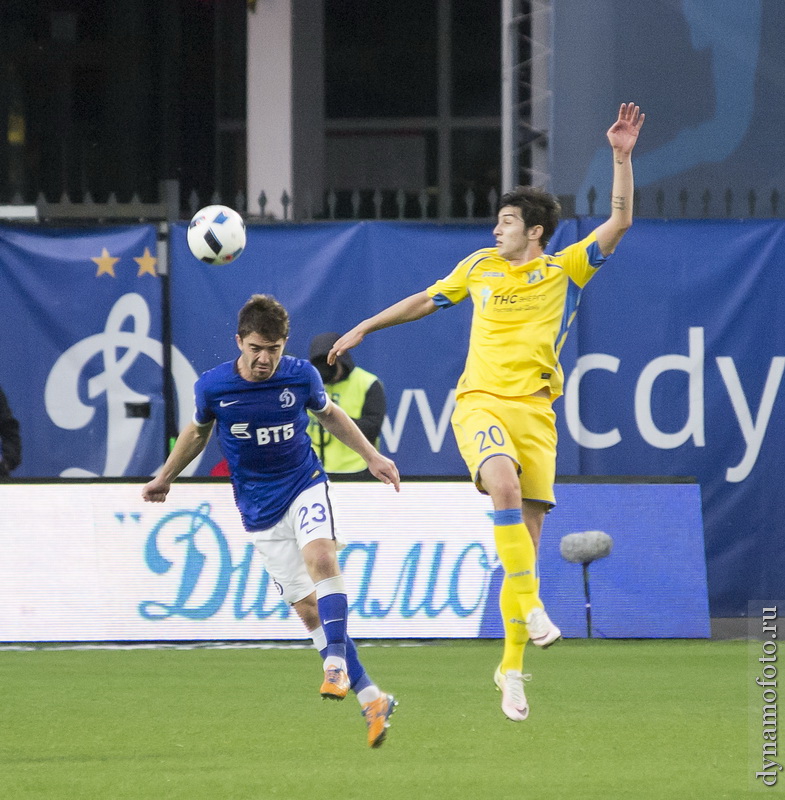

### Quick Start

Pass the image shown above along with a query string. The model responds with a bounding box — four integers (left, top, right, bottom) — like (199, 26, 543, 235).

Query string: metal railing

(588, 187, 782, 220)
(1, 183, 781, 224)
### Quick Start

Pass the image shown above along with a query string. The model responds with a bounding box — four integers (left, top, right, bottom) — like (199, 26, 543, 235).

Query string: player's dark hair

(498, 186, 561, 247)
(237, 294, 290, 341)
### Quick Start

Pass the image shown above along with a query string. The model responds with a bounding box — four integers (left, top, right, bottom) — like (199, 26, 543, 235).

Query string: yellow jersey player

(328, 103, 645, 722)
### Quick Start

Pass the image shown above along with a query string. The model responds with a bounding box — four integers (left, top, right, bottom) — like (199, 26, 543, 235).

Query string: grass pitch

(1, 639, 748, 799)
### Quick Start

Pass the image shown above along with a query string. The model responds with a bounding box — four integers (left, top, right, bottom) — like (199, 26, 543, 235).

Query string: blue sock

(316, 577, 347, 662)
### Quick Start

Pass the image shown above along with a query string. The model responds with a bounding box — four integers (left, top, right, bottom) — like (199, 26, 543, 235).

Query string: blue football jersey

(193, 355, 328, 530)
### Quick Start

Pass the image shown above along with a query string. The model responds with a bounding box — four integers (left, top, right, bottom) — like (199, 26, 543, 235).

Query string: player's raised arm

(327, 290, 438, 365)
(593, 103, 645, 257)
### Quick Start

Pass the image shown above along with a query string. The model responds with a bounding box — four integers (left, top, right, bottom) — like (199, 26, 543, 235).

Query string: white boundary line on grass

(0, 640, 430, 652)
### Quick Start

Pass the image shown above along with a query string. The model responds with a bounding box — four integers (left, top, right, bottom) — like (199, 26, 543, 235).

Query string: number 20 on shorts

(474, 425, 505, 453)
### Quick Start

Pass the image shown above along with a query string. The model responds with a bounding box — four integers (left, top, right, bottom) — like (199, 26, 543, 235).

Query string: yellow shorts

(451, 391, 557, 506)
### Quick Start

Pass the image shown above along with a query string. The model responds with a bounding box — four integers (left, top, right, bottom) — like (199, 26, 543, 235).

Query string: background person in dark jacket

(0, 385, 21, 478)
(308, 332, 386, 477)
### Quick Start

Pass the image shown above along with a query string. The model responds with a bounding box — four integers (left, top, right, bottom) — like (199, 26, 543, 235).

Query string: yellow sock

(499, 576, 529, 673)
(494, 517, 539, 619)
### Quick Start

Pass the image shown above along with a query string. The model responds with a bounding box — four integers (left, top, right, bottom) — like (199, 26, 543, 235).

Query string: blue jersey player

(142, 294, 400, 748)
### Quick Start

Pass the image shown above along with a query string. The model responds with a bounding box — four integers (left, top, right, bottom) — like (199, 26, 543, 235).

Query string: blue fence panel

(571, 217, 785, 617)
(0, 225, 170, 477)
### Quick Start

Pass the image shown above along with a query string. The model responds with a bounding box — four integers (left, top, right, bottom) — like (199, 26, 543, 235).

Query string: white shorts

(250, 482, 343, 605)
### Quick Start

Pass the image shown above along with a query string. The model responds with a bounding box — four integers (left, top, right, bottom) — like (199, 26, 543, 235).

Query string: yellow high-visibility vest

(308, 366, 380, 473)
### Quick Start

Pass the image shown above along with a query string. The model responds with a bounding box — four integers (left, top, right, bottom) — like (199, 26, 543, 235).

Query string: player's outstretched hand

(367, 453, 401, 492)
(142, 476, 171, 503)
(606, 102, 645, 155)
(327, 327, 364, 366)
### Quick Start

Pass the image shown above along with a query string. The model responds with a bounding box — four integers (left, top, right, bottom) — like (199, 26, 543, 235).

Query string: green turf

(0, 640, 752, 799)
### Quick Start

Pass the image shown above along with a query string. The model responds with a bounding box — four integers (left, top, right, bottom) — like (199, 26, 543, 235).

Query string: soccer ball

(187, 205, 246, 265)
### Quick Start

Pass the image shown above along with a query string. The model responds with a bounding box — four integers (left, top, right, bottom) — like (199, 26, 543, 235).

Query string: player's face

(493, 206, 540, 262)
(236, 332, 287, 382)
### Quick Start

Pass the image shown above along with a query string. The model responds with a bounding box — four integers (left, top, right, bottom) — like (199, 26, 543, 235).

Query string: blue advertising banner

(0, 481, 708, 641)
(566, 218, 785, 619)
(483, 481, 709, 639)
(0, 225, 198, 478)
(168, 219, 784, 617)
(1, 218, 782, 618)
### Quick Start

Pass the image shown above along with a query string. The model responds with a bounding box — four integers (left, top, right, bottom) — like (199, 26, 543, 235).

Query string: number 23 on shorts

(297, 502, 328, 532)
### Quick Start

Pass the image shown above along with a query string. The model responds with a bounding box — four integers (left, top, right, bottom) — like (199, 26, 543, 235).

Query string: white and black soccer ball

(187, 204, 246, 265)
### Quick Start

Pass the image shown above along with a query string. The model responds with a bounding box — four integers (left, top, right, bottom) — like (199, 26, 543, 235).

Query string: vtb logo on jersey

(279, 388, 295, 408)
(230, 423, 252, 439)
(231, 421, 295, 444)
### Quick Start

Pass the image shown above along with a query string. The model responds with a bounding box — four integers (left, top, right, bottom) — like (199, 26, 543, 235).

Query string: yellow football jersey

(426, 231, 607, 400)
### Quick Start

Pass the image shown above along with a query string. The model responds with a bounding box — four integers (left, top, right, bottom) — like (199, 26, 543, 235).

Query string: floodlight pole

(500, 0, 553, 193)
(501, 0, 520, 195)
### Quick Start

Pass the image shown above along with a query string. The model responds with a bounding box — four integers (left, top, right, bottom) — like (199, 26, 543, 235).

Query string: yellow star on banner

(92, 248, 120, 277)
(134, 247, 158, 277)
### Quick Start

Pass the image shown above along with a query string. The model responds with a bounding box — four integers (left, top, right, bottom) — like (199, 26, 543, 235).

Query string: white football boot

(526, 607, 562, 648)
(494, 666, 530, 722)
